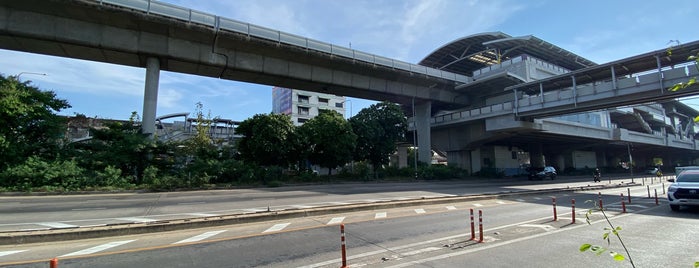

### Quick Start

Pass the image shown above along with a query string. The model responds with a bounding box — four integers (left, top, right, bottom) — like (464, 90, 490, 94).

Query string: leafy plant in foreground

(579, 200, 635, 267)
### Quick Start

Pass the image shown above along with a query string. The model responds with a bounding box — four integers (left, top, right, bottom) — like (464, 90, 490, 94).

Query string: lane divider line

(263, 223, 290, 233)
(36, 222, 78, 229)
(326, 217, 346, 225)
(375, 212, 387, 219)
(414, 209, 426, 214)
(116, 217, 156, 223)
(173, 230, 227, 244)
(60, 240, 136, 257)
(0, 250, 26, 257)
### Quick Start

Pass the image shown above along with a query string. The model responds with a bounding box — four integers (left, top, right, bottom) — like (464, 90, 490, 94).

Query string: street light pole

(16, 72, 47, 80)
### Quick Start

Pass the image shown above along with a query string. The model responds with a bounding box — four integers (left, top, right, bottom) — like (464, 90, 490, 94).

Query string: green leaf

(602, 233, 609, 240)
(694, 261, 698, 268)
(694, 115, 699, 123)
(579, 244, 592, 252)
(591, 246, 607, 256)
(611, 252, 626, 262)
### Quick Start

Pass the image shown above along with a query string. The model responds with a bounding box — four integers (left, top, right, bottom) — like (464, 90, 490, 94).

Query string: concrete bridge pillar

(530, 143, 544, 167)
(142, 57, 160, 137)
(415, 101, 432, 164)
(397, 145, 409, 168)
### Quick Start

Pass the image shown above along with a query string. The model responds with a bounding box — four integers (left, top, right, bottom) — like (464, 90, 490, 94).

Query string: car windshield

(677, 174, 699, 183)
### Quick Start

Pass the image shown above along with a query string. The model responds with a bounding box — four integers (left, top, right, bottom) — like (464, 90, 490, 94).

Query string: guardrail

(95, 0, 470, 84)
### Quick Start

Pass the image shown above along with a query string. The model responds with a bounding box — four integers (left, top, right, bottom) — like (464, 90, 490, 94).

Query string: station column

(142, 57, 160, 137)
(415, 101, 432, 164)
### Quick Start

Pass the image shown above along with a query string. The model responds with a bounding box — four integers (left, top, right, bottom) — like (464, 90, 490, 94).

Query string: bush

(0, 156, 87, 191)
(96, 165, 131, 187)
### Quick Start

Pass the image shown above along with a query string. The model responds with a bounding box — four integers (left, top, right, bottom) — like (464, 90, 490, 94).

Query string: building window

(298, 95, 310, 104)
(298, 106, 310, 115)
(335, 102, 343, 108)
(297, 118, 308, 124)
(319, 98, 329, 106)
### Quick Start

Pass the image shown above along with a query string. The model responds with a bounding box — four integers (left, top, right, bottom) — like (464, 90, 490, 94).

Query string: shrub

(0, 156, 87, 190)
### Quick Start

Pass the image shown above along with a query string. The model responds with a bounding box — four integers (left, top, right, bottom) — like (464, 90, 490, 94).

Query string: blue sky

(1, 0, 697, 121)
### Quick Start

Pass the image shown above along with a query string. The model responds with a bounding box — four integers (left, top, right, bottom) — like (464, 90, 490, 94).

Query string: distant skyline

(1, 0, 698, 121)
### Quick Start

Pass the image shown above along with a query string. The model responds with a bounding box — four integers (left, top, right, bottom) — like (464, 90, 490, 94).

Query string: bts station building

(408, 32, 699, 176)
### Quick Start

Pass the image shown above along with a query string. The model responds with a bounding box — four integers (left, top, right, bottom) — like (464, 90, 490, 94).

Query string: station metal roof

(419, 32, 596, 76)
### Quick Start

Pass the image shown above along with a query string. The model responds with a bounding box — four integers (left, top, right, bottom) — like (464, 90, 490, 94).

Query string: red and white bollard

(552, 197, 557, 221)
(470, 208, 475, 240)
(478, 210, 484, 243)
(50, 258, 58, 268)
(340, 224, 348, 268)
(598, 192, 603, 210)
(571, 199, 576, 224)
(621, 193, 626, 213)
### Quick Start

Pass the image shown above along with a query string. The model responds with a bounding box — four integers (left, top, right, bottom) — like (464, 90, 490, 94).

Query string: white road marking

(186, 213, 218, 217)
(519, 224, 556, 231)
(290, 205, 314, 209)
(263, 223, 290, 233)
(473, 203, 483, 207)
(37, 222, 77, 228)
(306, 205, 655, 268)
(327, 217, 346, 225)
(533, 197, 542, 200)
(516, 199, 525, 202)
(375, 212, 387, 219)
(496, 201, 506, 204)
(71, 208, 106, 211)
(0, 250, 26, 257)
(60, 240, 135, 257)
(174, 230, 226, 244)
(177, 202, 206, 205)
(325, 202, 351, 206)
(446, 206, 456, 210)
(414, 209, 426, 214)
(116, 217, 156, 223)
(401, 247, 442, 256)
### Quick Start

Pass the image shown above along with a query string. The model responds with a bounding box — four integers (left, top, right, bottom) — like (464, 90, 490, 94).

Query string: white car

(667, 170, 699, 211)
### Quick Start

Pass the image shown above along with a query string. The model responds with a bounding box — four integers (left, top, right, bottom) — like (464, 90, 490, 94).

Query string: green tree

(298, 110, 356, 175)
(349, 101, 407, 178)
(236, 113, 300, 168)
(71, 112, 153, 184)
(0, 74, 70, 169)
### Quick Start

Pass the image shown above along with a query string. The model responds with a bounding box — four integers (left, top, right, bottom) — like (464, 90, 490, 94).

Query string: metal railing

(95, 0, 470, 84)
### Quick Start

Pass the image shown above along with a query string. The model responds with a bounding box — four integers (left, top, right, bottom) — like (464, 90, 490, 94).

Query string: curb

(0, 182, 636, 245)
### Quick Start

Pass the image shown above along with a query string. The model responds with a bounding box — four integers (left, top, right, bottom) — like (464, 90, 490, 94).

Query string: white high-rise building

(272, 87, 346, 125)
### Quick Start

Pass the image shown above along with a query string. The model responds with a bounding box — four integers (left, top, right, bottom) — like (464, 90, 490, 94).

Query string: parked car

(667, 170, 699, 211)
(528, 166, 556, 180)
(645, 167, 660, 175)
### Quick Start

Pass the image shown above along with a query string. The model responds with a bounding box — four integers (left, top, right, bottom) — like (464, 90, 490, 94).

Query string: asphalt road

(2, 181, 693, 268)
(0, 174, 665, 233)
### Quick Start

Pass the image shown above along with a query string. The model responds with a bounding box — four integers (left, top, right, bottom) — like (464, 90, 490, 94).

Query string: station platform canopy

(419, 32, 597, 76)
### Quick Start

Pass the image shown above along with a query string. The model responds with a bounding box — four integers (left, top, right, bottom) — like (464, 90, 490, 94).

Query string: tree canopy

(0, 75, 70, 168)
(298, 110, 356, 175)
(349, 101, 407, 176)
(235, 113, 300, 167)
